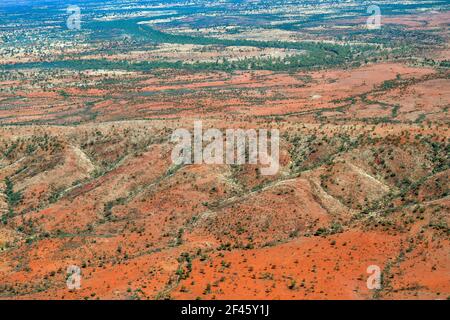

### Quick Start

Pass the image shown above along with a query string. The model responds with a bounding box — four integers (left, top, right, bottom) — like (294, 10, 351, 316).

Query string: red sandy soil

(0, 57, 448, 300)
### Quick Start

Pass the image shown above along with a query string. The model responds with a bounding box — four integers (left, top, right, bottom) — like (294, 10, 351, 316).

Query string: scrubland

(0, 1, 448, 300)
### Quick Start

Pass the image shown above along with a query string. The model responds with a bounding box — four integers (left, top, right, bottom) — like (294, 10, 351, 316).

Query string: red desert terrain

(0, 3, 449, 300)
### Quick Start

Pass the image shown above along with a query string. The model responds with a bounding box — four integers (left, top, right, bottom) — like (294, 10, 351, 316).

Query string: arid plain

(0, 0, 449, 300)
